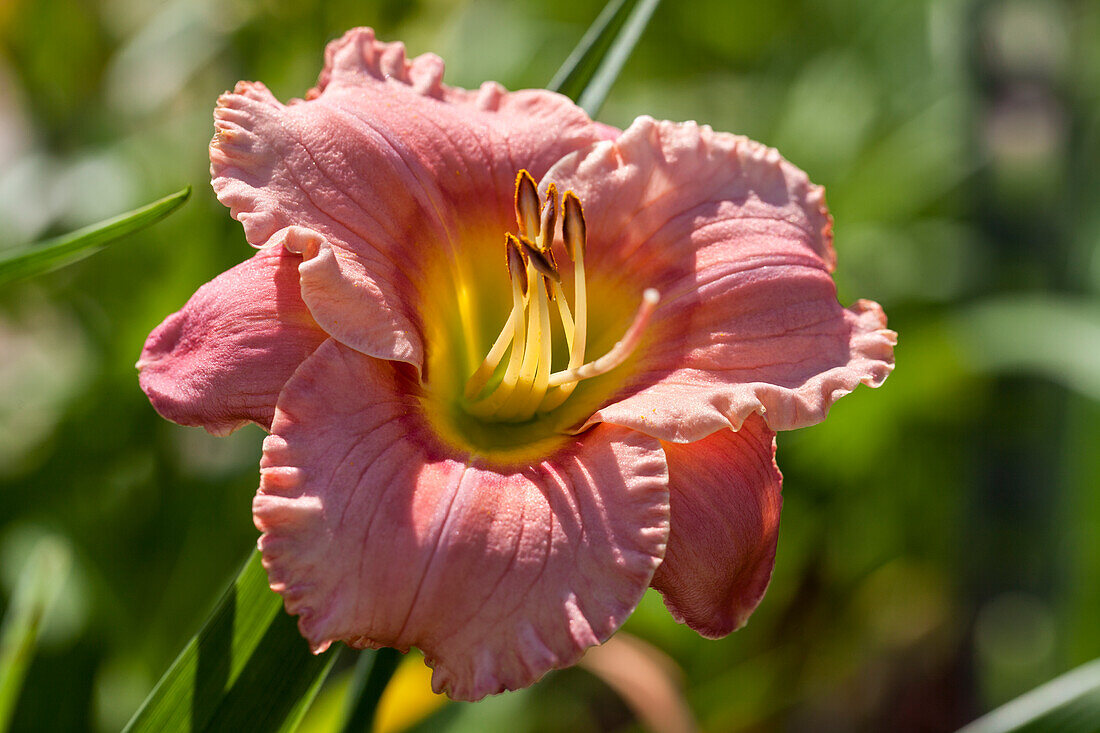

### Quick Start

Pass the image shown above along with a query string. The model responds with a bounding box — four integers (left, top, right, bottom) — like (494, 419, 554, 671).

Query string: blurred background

(1, 0, 1099, 730)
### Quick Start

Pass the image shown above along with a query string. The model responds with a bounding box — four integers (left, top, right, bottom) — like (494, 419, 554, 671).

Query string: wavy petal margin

(653, 415, 782, 637)
(541, 117, 895, 441)
(209, 27, 602, 371)
(255, 340, 669, 700)
(137, 244, 325, 435)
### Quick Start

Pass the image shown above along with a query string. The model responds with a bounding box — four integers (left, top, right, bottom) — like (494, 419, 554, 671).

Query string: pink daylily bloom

(138, 28, 895, 701)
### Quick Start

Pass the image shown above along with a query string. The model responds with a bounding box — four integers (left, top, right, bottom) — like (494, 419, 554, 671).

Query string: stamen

(463, 309, 516, 401)
(463, 236, 528, 401)
(569, 256, 587, 369)
(465, 176, 655, 422)
(493, 262, 547, 419)
(515, 170, 540, 239)
(508, 237, 529, 298)
(546, 289, 659, 388)
(507, 278, 553, 421)
(539, 183, 559, 251)
(538, 193, 588, 412)
(520, 239, 561, 282)
(463, 311, 527, 416)
(551, 282, 574, 351)
(562, 191, 586, 260)
(563, 195, 587, 374)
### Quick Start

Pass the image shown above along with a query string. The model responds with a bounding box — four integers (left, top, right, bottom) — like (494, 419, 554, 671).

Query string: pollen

(463, 170, 659, 422)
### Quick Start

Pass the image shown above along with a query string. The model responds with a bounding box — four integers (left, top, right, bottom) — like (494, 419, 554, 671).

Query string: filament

(463, 172, 658, 422)
(547, 289, 659, 388)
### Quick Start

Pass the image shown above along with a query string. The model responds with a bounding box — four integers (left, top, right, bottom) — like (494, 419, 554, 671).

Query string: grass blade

(574, 0, 661, 118)
(124, 549, 336, 733)
(957, 658, 1100, 733)
(547, 0, 633, 100)
(340, 648, 402, 733)
(0, 186, 191, 284)
(547, 0, 662, 118)
(0, 538, 71, 731)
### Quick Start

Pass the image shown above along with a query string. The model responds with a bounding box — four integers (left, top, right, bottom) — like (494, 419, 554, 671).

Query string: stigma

(463, 170, 659, 422)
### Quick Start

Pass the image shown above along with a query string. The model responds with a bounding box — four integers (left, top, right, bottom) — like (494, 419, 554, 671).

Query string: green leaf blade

(575, 0, 661, 118)
(124, 550, 335, 733)
(547, 0, 633, 99)
(958, 659, 1100, 733)
(547, 0, 662, 118)
(0, 186, 191, 285)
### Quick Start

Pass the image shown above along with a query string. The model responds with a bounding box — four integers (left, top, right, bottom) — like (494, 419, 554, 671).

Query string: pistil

(546, 289, 659, 387)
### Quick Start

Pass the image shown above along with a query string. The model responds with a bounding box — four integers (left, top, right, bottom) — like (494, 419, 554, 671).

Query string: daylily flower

(138, 28, 895, 701)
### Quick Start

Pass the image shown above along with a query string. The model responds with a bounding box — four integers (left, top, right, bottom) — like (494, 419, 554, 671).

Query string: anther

(520, 240, 561, 283)
(539, 183, 559, 250)
(467, 176, 652, 421)
(505, 234, 528, 297)
(535, 189, 588, 412)
(515, 170, 540, 239)
(563, 191, 586, 261)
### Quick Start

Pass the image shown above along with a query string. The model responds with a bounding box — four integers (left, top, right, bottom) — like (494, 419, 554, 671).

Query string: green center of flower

(460, 171, 659, 424)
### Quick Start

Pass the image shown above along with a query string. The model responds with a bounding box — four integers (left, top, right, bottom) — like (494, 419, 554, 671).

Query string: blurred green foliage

(0, 187, 189, 284)
(1, 0, 1099, 731)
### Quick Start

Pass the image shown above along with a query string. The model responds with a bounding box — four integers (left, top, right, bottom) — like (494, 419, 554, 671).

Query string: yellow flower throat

(461, 170, 659, 423)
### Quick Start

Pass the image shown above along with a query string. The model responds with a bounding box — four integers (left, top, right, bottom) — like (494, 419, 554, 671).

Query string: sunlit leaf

(0, 538, 71, 731)
(0, 186, 191, 284)
(547, 0, 662, 118)
(123, 550, 336, 733)
(957, 658, 1100, 733)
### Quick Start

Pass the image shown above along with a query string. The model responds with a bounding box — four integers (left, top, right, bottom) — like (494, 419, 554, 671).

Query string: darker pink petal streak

(653, 415, 782, 637)
(137, 245, 325, 435)
(543, 117, 896, 441)
(255, 340, 670, 701)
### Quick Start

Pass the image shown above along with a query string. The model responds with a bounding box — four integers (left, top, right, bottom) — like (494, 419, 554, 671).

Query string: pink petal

(541, 117, 896, 440)
(210, 27, 602, 371)
(592, 121, 622, 141)
(137, 245, 326, 435)
(652, 415, 782, 638)
(255, 339, 670, 701)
